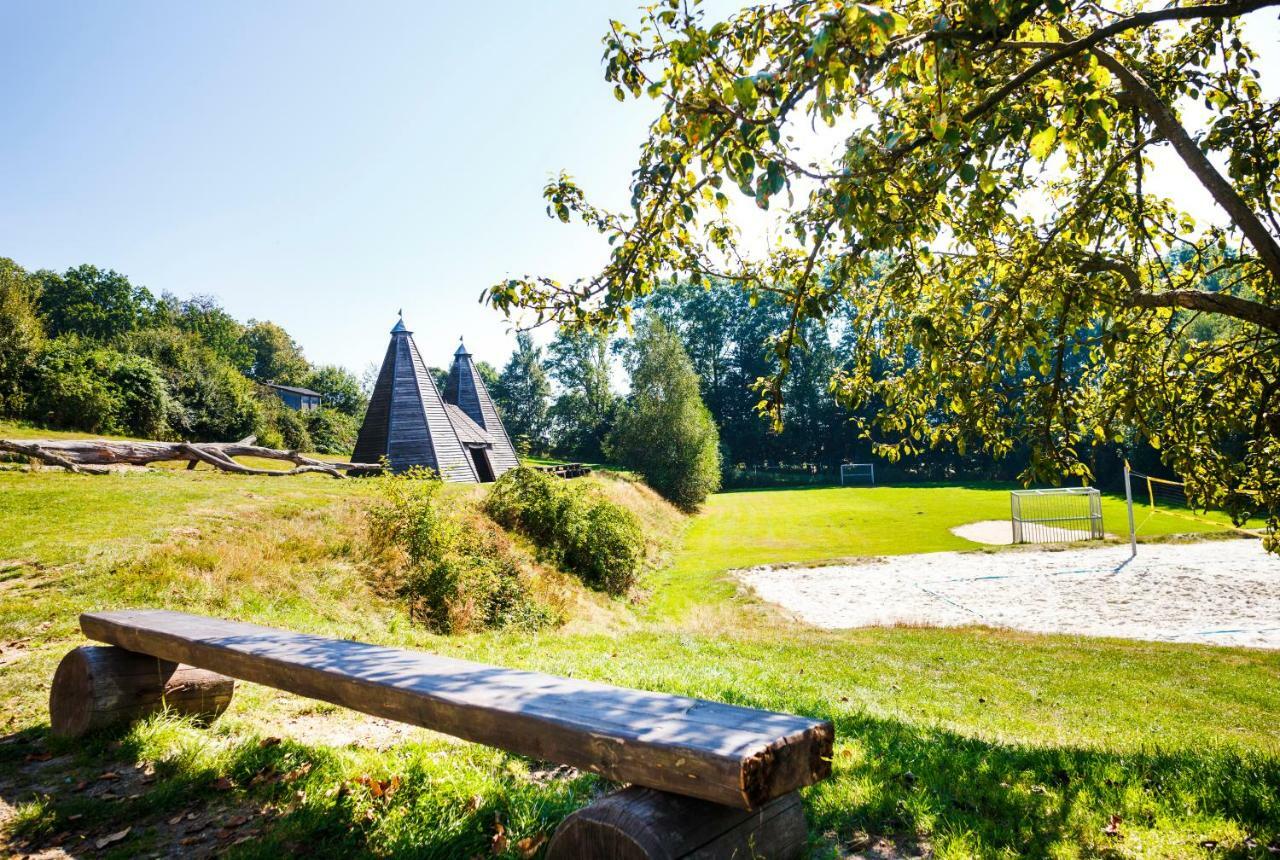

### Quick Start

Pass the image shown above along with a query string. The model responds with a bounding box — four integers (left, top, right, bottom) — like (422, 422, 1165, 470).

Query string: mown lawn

(648, 483, 1254, 619)
(1, 469, 1277, 858)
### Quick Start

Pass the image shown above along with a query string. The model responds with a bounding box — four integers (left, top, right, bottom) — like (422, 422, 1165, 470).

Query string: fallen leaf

(282, 762, 312, 783)
(225, 815, 249, 828)
(98, 771, 120, 781)
(1104, 814, 1123, 839)
(491, 814, 508, 855)
(24, 752, 52, 762)
(259, 736, 282, 748)
(95, 828, 131, 849)
(211, 777, 235, 791)
(516, 833, 547, 858)
(168, 813, 185, 826)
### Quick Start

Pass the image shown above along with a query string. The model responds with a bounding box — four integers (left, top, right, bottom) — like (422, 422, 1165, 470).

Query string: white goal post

(1010, 487, 1104, 543)
(840, 463, 875, 485)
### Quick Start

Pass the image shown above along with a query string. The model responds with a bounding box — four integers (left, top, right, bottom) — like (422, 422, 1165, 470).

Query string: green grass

(647, 482, 1255, 619)
(1, 469, 1277, 858)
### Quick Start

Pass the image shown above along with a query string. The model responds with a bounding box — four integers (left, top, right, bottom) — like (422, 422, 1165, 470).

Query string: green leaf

(930, 116, 949, 141)
(732, 77, 758, 111)
(958, 163, 977, 184)
(1029, 126, 1058, 160)
(978, 171, 997, 194)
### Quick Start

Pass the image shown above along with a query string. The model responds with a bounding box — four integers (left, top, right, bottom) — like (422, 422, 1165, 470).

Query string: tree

(545, 328, 617, 461)
(0, 258, 46, 416)
(157, 293, 251, 369)
(37, 264, 155, 341)
(487, 0, 1280, 549)
(608, 319, 721, 509)
(304, 365, 368, 417)
(241, 321, 309, 384)
(493, 332, 552, 454)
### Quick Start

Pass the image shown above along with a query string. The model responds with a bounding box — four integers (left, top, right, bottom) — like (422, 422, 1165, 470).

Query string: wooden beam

(546, 786, 808, 859)
(79, 610, 833, 809)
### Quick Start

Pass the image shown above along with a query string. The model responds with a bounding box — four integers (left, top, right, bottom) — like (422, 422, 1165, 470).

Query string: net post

(1124, 462, 1137, 557)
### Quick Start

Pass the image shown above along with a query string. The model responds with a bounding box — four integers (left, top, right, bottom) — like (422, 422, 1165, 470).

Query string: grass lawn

(1, 469, 1277, 858)
(649, 482, 1256, 619)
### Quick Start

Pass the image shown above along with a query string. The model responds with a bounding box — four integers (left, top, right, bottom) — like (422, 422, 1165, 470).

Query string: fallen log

(0, 437, 381, 478)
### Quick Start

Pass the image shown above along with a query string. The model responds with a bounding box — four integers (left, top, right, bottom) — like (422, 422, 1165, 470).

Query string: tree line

(0, 257, 367, 453)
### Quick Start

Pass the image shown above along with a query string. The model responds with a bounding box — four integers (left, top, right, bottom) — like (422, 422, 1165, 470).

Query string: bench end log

(50, 645, 234, 738)
(546, 786, 807, 860)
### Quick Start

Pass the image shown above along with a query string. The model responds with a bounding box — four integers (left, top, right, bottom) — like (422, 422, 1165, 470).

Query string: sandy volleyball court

(737, 538, 1280, 648)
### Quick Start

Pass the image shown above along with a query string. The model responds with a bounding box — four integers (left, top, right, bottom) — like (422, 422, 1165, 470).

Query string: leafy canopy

(486, 0, 1280, 548)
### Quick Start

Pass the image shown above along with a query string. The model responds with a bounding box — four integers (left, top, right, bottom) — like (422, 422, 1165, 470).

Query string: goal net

(1010, 487, 1104, 543)
(840, 463, 875, 485)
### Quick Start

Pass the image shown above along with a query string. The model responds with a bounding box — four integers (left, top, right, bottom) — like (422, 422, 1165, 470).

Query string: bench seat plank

(80, 610, 832, 809)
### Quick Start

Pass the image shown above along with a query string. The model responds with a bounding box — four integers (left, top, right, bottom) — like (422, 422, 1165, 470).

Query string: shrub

(484, 466, 644, 595)
(26, 336, 171, 437)
(129, 327, 260, 441)
(306, 407, 360, 455)
(367, 469, 553, 633)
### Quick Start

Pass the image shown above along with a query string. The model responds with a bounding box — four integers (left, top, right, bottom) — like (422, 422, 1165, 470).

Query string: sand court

(737, 538, 1280, 649)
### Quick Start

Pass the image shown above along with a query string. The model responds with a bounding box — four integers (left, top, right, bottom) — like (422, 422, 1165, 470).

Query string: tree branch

(1084, 256, 1280, 332)
(1089, 47, 1280, 288)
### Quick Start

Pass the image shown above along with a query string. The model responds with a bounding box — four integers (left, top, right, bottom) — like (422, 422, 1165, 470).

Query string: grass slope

(1, 469, 1277, 859)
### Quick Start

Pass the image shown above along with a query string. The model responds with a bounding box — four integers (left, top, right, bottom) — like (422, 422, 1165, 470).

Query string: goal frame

(1009, 487, 1104, 544)
(840, 463, 875, 486)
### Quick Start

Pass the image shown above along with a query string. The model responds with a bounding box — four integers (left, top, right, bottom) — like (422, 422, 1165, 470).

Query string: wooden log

(80, 610, 834, 809)
(0, 438, 380, 478)
(546, 786, 807, 860)
(49, 645, 235, 738)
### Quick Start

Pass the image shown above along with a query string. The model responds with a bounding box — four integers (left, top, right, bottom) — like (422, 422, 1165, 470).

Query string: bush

(129, 327, 260, 441)
(26, 337, 171, 437)
(306, 407, 360, 455)
(367, 469, 553, 633)
(484, 466, 644, 595)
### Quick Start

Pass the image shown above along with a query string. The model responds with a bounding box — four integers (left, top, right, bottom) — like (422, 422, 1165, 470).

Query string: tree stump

(50, 645, 235, 738)
(546, 786, 808, 859)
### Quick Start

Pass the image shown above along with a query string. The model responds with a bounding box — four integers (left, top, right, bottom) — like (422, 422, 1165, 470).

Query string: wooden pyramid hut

(352, 318, 517, 481)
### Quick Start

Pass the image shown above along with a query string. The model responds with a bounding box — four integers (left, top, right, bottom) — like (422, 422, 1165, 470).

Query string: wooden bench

(51, 610, 833, 858)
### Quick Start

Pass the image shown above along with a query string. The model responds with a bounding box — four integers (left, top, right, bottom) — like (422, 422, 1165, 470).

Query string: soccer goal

(840, 463, 875, 485)
(1010, 487, 1104, 544)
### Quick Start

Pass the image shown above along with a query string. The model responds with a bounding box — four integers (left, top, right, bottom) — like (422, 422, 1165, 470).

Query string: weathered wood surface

(80, 610, 833, 809)
(546, 786, 807, 859)
(0, 438, 379, 478)
(534, 463, 593, 479)
(50, 645, 234, 738)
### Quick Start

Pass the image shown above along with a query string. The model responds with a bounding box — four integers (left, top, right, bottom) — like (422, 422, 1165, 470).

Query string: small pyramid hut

(352, 318, 519, 481)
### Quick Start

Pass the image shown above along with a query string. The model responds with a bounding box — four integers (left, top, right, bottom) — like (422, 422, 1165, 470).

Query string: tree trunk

(50, 645, 235, 738)
(0, 437, 381, 478)
(546, 786, 807, 860)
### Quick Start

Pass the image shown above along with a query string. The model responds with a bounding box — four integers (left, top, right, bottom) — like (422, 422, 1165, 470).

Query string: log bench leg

(50, 645, 235, 739)
(546, 786, 807, 860)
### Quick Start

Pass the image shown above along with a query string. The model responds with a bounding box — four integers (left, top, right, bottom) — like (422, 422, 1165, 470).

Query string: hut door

(469, 447, 496, 483)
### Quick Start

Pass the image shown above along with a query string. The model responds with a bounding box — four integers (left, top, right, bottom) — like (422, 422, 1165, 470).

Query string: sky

(2, 2, 1276, 376)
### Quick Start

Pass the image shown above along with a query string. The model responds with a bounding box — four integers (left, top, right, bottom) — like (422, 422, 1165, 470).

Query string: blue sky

(0, 1, 718, 374)
(3, 2, 1276, 376)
